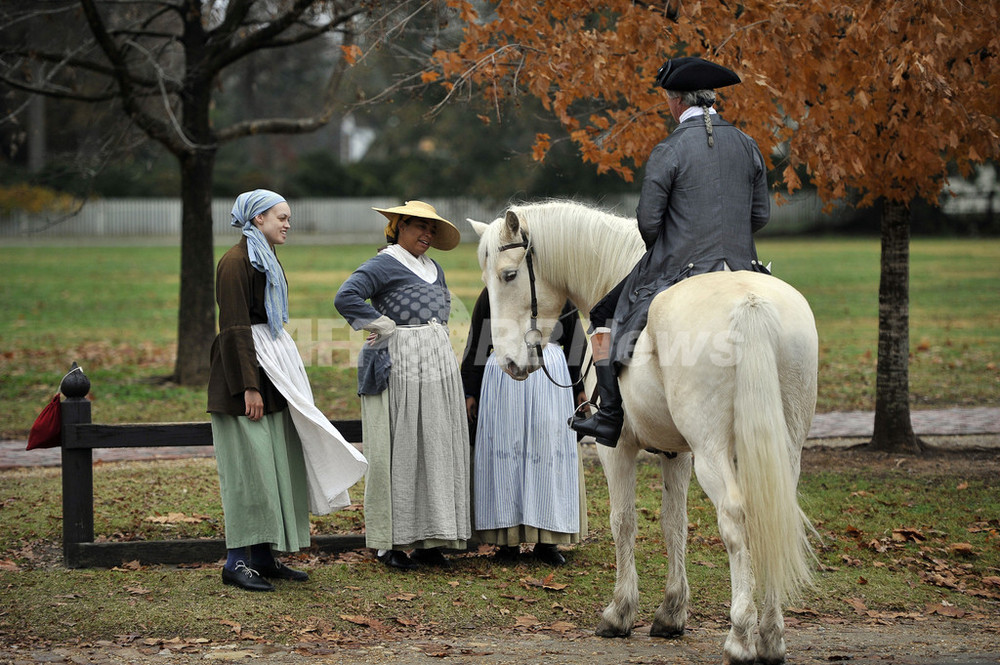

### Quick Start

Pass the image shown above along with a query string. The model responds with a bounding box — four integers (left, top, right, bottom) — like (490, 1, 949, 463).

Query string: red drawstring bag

(26, 394, 62, 450)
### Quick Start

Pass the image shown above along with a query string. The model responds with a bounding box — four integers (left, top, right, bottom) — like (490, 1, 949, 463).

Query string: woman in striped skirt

(461, 288, 589, 566)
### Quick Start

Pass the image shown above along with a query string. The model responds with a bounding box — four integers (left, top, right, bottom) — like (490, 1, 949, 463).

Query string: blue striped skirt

(473, 344, 581, 534)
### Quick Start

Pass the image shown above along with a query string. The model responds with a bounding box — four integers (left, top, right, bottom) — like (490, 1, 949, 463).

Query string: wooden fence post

(52, 361, 366, 567)
(59, 362, 92, 567)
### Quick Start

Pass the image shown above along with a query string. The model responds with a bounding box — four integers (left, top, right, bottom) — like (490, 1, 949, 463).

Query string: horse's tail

(730, 292, 814, 605)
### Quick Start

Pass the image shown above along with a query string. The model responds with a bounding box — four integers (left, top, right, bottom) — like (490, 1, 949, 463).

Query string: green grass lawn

(1, 451, 997, 645)
(1, 237, 998, 650)
(1, 237, 998, 438)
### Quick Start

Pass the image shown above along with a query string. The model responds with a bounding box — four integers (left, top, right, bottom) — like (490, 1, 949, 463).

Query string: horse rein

(496, 231, 578, 389)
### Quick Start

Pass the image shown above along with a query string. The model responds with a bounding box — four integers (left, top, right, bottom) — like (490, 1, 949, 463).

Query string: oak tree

(432, 0, 1000, 453)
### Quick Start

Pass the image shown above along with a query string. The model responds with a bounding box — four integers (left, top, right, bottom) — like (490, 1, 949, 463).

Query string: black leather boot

(569, 363, 623, 447)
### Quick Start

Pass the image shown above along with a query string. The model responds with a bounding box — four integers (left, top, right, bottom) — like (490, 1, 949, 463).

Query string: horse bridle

(496, 230, 578, 389)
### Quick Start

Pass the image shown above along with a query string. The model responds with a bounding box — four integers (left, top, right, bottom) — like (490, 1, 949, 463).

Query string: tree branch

(204, 0, 342, 73)
(207, 0, 253, 45)
(214, 29, 356, 143)
(0, 72, 118, 102)
(78, 0, 184, 153)
(5, 47, 179, 94)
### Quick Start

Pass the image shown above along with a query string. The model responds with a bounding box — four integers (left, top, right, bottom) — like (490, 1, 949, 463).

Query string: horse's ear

(504, 210, 521, 238)
(467, 219, 488, 238)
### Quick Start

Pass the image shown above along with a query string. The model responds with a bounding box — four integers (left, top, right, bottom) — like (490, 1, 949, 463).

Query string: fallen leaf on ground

(925, 602, 965, 617)
(892, 527, 925, 542)
(414, 643, 452, 658)
(114, 560, 143, 571)
(339, 615, 386, 630)
(220, 620, 241, 635)
(145, 512, 209, 524)
(843, 597, 868, 615)
(542, 620, 577, 633)
(203, 650, 256, 660)
(520, 573, 567, 590)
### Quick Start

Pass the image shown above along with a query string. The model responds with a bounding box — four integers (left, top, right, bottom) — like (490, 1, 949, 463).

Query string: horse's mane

(480, 200, 646, 312)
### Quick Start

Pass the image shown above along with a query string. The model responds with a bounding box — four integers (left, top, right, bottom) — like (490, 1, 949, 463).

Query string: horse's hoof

(595, 621, 632, 638)
(649, 620, 685, 639)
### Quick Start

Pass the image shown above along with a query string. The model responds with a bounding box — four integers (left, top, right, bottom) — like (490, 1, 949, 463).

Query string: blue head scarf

(231, 189, 289, 340)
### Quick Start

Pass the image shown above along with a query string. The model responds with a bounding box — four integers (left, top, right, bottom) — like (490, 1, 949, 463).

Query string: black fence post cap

(61, 362, 91, 399)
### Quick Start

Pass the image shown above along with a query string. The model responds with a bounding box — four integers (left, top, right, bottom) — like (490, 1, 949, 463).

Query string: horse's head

(469, 208, 569, 380)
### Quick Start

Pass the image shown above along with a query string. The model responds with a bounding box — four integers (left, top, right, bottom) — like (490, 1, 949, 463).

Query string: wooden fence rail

(57, 363, 365, 569)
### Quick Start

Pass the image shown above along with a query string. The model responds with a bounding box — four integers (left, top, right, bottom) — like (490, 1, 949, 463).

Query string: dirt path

(4, 617, 999, 665)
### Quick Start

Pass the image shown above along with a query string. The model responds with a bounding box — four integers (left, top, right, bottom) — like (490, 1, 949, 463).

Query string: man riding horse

(570, 56, 773, 447)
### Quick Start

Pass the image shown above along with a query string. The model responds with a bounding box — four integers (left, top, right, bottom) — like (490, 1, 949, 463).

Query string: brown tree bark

(868, 198, 926, 453)
(173, 148, 217, 386)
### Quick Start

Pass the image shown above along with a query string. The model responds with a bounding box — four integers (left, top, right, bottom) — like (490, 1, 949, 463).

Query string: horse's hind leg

(756, 588, 787, 665)
(595, 444, 640, 638)
(692, 451, 758, 665)
(650, 452, 692, 638)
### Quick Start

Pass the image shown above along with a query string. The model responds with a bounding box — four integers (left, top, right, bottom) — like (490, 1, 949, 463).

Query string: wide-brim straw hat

(372, 200, 461, 251)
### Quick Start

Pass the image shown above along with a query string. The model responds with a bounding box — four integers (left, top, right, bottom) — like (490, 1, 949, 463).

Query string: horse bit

(496, 230, 578, 389)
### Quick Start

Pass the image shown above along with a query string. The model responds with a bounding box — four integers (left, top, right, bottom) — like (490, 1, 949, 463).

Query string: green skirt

(212, 410, 311, 552)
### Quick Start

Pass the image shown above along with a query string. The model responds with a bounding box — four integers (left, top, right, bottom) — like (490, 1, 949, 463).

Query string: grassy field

(1, 449, 998, 647)
(1, 237, 999, 438)
(1, 237, 999, 652)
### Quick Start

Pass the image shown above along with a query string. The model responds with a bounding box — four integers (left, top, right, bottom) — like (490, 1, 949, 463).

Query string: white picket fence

(0, 197, 502, 242)
(0, 193, 845, 241)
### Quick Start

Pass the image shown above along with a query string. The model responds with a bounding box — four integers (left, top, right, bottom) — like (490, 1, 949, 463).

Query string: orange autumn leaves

(431, 1, 1000, 208)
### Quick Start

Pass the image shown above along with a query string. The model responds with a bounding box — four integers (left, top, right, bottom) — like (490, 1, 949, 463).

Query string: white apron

(252, 324, 368, 515)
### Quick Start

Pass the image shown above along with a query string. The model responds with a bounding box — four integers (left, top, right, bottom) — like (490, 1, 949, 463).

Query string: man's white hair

(666, 89, 717, 108)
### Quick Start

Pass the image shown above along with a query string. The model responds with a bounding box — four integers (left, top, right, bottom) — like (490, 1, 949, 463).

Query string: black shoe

(569, 363, 623, 447)
(533, 543, 566, 567)
(257, 559, 309, 582)
(377, 549, 417, 570)
(222, 561, 275, 592)
(493, 545, 520, 563)
(410, 547, 451, 568)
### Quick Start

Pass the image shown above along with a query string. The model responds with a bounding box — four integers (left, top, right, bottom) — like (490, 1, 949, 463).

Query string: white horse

(470, 200, 818, 665)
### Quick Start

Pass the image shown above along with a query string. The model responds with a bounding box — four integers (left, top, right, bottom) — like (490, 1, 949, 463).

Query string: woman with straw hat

(335, 200, 470, 570)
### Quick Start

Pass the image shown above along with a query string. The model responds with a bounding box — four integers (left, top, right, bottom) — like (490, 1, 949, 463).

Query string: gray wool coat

(607, 113, 771, 367)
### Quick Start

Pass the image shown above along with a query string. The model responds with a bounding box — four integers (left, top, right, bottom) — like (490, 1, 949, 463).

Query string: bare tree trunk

(27, 63, 46, 173)
(172, 148, 217, 386)
(868, 198, 925, 453)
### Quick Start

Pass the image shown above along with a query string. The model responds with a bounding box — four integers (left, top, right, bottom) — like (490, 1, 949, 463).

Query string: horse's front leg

(595, 443, 640, 638)
(650, 451, 692, 638)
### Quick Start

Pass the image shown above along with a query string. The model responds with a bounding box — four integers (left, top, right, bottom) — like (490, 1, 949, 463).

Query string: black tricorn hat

(655, 57, 741, 91)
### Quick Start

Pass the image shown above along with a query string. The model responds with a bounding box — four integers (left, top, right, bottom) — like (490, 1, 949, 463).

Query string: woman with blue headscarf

(208, 189, 367, 592)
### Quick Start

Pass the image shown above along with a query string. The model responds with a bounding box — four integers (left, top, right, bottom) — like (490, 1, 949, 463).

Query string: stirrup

(567, 400, 595, 427)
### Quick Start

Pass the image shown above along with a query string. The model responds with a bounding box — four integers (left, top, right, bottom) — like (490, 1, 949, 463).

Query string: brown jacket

(206, 237, 288, 416)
